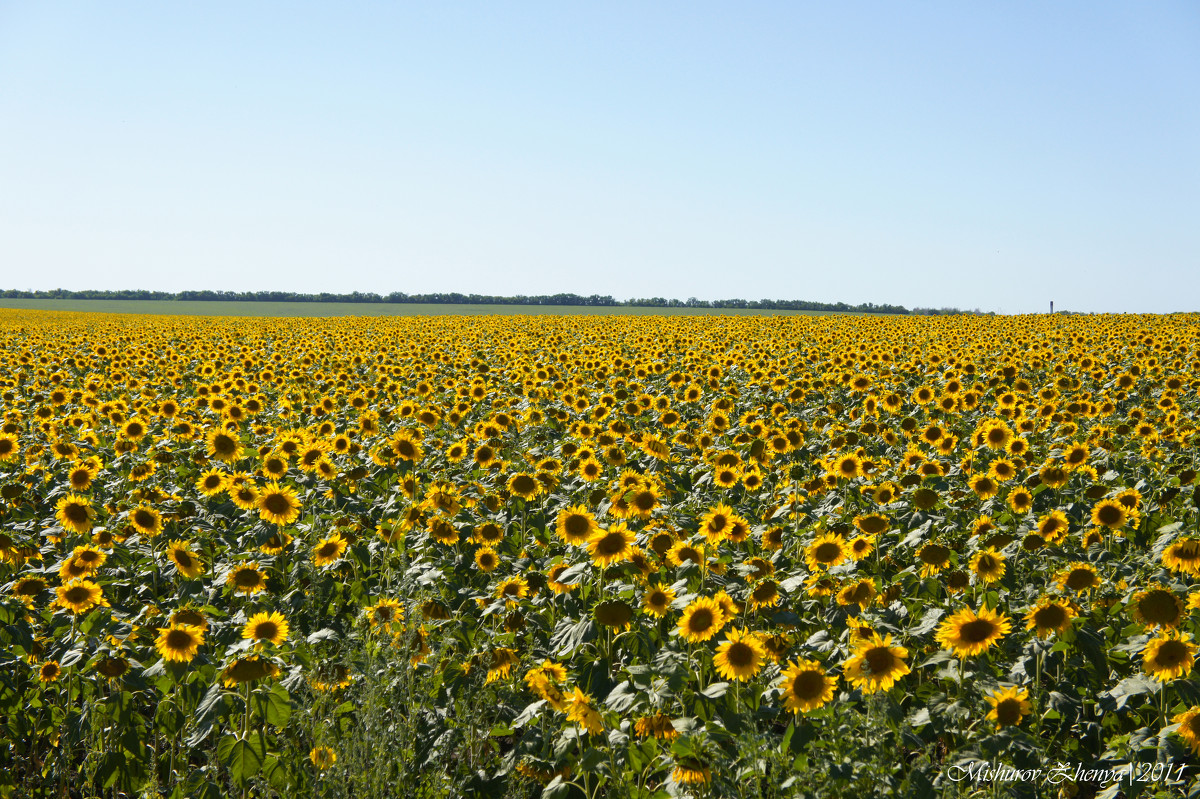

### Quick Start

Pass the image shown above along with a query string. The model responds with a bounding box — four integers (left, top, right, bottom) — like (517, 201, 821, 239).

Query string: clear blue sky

(2, 2, 1197, 313)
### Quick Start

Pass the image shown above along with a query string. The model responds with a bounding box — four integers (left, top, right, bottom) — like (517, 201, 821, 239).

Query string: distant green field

(0, 298, 848, 317)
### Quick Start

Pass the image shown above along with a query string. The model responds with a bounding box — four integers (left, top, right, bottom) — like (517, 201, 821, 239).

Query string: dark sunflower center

(511, 475, 536, 494)
(995, 699, 1022, 725)
(725, 642, 755, 668)
(687, 609, 714, 632)
(864, 647, 895, 674)
(1140, 591, 1180, 624)
(564, 515, 590, 537)
(1066, 570, 1098, 590)
(63, 585, 90, 603)
(213, 434, 237, 454)
(814, 542, 842, 563)
(63, 503, 89, 523)
(134, 510, 156, 528)
(263, 493, 291, 514)
(596, 533, 625, 556)
(792, 670, 825, 699)
(1155, 640, 1188, 666)
(255, 622, 279, 639)
(234, 569, 261, 587)
(166, 629, 194, 649)
(961, 619, 998, 643)
(1033, 605, 1066, 628)
(1097, 505, 1124, 526)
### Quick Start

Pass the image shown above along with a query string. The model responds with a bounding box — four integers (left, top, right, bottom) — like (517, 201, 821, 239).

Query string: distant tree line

(0, 288, 928, 314)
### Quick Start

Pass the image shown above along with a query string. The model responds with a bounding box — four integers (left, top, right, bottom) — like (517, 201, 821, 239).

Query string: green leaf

(265, 684, 292, 728)
(701, 682, 729, 699)
(217, 731, 267, 784)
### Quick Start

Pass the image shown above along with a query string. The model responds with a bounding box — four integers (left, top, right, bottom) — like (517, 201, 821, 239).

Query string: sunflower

(495, 576, 530, 602)
(805, 533, 848, 572)
(229, 481, 259, 511)
(260, 531, 294, 555)
(227, 562, 268, 595)
(1024, 596, 1077, 638)
(677, 597, 726, 643)
(258, 482, 302, 526)
(55, 579, 105, 614)
(545, 563, 579, 594)
(0, 433, 19, 462)
(594, 600, 635, 631)
(1133, 586, 1184, 629)
(969, 549, 1006, 584)
(567, 687, 604, 735)
(196, 469, 227, 497)
(38, 660, 62, 683)
(642, 584, 676, 617)
(936, 606, 1012, 658)
(474, 546, 500, 572)
(129, 505, 162, 537)
(699, 504, 735, 543)
(1163, 538, 1200, 576)
(836, 579, 876, 610)
(167, 541, 205, 578)
(556, 506, 597, 545)
(853, 513, 889, 536)
(1035, 510, 1070, 544)
(312, 534, 348, 567)
(672, 759, 711, 785)
(1090, 499, 1127, 530)
(1173, 707, 1200, 755)
(843, 633, 910, 694)
(12, 576, 48, 607)
(206, 428, 243, 463)
(969, 473, 999, 500)
(524, 661, 569, 710)
(155, 623, 205, 663)
(55, 494, 95, 534)
(1143, 631, 1197, 682)
(67, 462, 98, 491)
(507, 472, 541, 501)
(667, 540, 705, 569)
(916, 543, 951, 577)
(780, 659, 837, 713)
(308, 746, 338, 771)
(1006, 487, 1034, 514)
(587, 523, 635, 567)
(829, 453, 862, 481)
(243, 611, 289, 646)
(634, 713, 678, 739)
(365, 597, 404, 629)
(713, 628, 766, 682)
(171, 607, 209, 630)
(1055, 562, 1100, 593)
(60, 545, 105, 580)
(985, 686, 1032, 728)
(222, 655, 280, 687)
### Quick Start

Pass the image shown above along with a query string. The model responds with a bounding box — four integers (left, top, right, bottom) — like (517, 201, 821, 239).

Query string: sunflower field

(2, 309, 1200, 798)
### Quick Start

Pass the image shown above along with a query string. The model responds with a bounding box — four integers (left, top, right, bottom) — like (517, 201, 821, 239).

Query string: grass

(0, 298, 847, 317)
